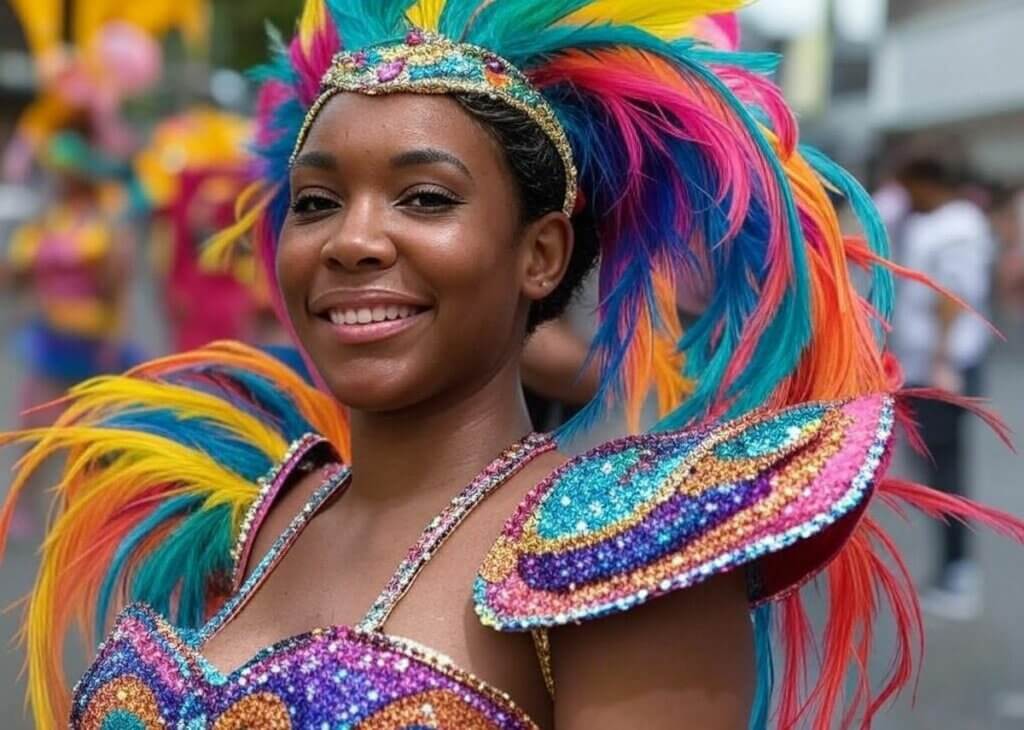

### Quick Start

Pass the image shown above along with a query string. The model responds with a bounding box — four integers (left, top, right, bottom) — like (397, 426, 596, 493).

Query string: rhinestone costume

(68, 396, 897, 728)
(71, 434, 553, 729)
(475, 394, 895, 630)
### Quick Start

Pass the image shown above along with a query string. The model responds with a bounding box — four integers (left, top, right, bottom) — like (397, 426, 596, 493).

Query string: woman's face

(277, 93, 565, 412)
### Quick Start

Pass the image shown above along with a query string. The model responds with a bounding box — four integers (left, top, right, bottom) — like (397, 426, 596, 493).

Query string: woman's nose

(319, 196, 397, 272)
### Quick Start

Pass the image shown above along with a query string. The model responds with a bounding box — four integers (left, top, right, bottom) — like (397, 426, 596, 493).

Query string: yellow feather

(200, 182, 277, 273)
(2, 341, 349, 728)
(134, 342, 351, 459)
(565, 0, 743, 40)
(407, 0, 447, 30)
(299, 0, 329, 52)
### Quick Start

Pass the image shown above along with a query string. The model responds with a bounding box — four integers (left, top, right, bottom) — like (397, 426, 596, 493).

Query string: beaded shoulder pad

(474, 394, 894, 631)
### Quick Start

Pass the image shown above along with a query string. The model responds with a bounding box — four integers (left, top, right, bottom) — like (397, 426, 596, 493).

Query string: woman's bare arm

(551, 571, 755, 729)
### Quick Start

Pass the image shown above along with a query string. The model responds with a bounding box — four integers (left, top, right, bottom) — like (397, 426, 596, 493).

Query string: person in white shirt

(891, 158, 996, 620)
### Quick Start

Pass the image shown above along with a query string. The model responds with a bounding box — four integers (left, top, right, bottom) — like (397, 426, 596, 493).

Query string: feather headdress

(210, 0, 894, 438)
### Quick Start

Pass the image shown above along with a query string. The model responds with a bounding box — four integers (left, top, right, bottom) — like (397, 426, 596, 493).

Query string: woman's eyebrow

(390, 148, 473, 179)
(292, 150, 338, 170)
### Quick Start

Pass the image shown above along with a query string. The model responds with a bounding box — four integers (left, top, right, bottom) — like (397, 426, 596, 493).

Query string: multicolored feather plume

(0, 342, 347, 726)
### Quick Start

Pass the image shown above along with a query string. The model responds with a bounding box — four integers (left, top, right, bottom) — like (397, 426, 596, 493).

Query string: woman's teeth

(328, 305, 419, 326)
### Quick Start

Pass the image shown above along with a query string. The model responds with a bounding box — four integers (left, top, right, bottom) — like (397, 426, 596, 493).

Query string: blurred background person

(133, 108, 261, 352)
(989, 183, 1024, 327)
(5, 123, 144, 420)
(892, 156, 996, 620)
(1, 119, 146, 541)
(522, 316, 599, 432)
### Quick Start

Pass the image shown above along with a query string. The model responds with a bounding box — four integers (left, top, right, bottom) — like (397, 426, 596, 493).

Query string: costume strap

(358, 432, 554, 632)
(229, 433, 336, 589)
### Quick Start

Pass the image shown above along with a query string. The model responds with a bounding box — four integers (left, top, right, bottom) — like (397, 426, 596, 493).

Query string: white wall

(871, 0, 1024, 129)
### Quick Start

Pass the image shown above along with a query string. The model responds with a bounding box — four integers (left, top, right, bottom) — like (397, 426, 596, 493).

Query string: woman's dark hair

(454, 94, 599, 332)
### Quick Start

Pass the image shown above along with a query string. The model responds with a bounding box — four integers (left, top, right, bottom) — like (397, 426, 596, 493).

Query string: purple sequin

(518, 476, 770, 591)
(72, 605, 536, 728)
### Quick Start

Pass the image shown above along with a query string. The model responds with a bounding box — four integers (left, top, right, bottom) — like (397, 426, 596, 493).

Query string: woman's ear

(520, 211, 574, 302)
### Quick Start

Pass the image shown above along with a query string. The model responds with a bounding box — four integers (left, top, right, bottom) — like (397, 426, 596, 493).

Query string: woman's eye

(291, 194, 338, 215)
(401, 190, 461, 210)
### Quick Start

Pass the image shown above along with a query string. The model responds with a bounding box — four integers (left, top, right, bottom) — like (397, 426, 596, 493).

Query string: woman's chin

(324, 376, 427, 414)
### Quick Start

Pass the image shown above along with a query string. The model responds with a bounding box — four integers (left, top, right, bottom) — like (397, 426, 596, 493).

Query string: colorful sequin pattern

(72, 436, 553, 729)
(71, 605, 537, 729)
(292, 29, 578, 215)
(474, 394, 895, 630)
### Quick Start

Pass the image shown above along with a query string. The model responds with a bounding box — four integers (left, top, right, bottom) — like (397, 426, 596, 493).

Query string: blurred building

(744, 0, 1024, 185)
(872, 0, 1024, 182)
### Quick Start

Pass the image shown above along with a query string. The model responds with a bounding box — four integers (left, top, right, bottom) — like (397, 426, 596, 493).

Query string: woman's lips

(317, 304, 430, 345)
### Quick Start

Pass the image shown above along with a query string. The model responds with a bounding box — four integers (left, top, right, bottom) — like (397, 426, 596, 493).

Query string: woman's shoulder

(473, 393, 895, 631)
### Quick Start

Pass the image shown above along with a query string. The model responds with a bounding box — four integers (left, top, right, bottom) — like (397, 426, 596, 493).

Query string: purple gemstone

(377, 59, 406, 83)
(406, 29, 425, 46)
(353, 51, 368, 69)
(485, 56, 506, 74)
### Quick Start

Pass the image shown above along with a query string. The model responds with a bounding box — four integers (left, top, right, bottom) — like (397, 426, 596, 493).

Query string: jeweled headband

(290, 29, 579, 216)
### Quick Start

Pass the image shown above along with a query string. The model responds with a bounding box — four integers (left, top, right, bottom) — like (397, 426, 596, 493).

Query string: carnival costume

(2, 2, 1024, 729)
(4, 0, 207, 179)
(134, 109, 260, 352)
(6, 132, 147, 425)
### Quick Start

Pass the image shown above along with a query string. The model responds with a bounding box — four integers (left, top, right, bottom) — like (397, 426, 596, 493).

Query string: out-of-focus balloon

(94, 21, 163, 96)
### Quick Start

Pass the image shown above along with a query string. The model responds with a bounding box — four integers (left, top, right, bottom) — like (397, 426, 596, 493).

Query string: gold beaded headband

(291, 29, 579, 216)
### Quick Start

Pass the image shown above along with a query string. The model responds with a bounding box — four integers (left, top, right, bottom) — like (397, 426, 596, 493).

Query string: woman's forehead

(301, 92, 497, 161)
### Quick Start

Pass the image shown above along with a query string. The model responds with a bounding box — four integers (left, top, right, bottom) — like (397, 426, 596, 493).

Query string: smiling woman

(278, 92, 573, 412)
(3, 2, 1024, 730)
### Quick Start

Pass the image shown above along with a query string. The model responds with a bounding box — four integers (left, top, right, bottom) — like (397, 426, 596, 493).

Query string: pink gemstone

(406, 29, 425, 46)
(353, 51, 368, 69)
(377, 59, 406, 83)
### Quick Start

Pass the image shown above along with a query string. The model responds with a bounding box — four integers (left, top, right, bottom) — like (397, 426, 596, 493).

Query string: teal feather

(800, 144, 895, 336)
(750, 602, 774, 730)
(96, 496, 200, 638)
(131, 504, 236, 629)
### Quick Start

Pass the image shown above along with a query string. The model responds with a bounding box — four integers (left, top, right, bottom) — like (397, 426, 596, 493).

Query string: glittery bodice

(72, 434, 553, 729)
(72, 605, 538, 729)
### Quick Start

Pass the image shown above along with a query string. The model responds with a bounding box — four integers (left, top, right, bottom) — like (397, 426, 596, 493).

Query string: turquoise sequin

(100, 710, 146, 730)
(713, 405, 825, 460)
(537, 439, 698, 539)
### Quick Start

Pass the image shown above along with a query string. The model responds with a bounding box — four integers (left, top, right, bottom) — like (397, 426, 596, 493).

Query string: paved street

(0, 285, 1021, 728)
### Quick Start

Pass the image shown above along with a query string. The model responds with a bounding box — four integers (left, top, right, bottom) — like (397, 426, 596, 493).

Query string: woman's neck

(345, 358, 534, 505)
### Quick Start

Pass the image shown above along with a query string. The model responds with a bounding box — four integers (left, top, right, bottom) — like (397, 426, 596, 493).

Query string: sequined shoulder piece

(474, 394, 894, 631)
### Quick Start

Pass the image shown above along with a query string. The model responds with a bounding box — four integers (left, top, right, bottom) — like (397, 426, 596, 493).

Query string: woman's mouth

(326, 304, 422, 326)
(318, 304, 430, 345)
